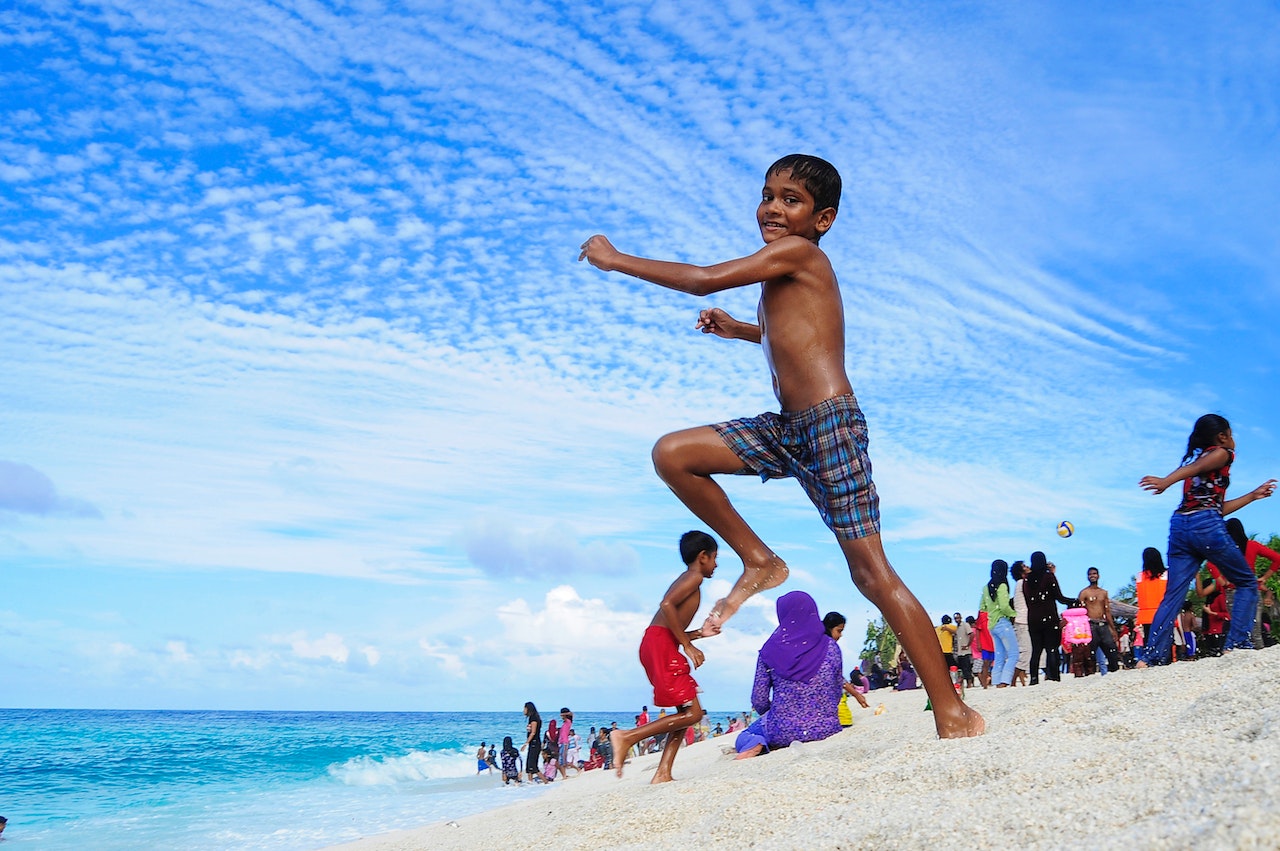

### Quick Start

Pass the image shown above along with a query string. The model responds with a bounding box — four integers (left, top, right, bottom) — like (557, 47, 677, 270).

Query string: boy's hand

(578, 234, 619, 271)
(687, 645, 705, 669)
(696, 308, 737, 338)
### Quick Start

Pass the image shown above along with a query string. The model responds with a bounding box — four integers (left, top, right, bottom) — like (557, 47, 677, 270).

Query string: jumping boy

(580, 154, 983, 738)
(609, 530, 716, 783)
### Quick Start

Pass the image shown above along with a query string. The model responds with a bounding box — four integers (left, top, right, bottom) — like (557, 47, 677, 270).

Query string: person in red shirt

(1204, 517, 1280, 650)
(1196, 571, 1230, 657)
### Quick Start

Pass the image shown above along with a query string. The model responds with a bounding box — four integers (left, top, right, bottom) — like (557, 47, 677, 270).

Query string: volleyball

(1057, 520, 1075, 538)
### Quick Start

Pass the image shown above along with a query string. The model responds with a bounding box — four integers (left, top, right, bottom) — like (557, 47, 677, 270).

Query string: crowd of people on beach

(474, 702, 761, 786)
(864, 541, 1279, 699)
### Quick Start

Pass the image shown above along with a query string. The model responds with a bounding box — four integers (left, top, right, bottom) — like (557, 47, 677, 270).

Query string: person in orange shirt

(1135, 547, 1168, 645)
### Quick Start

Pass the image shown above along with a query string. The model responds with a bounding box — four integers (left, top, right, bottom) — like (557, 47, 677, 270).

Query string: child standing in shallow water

(1138, 414, 1275, 664)
(580, 154, 982, 738)
(499, 736, 522, 785)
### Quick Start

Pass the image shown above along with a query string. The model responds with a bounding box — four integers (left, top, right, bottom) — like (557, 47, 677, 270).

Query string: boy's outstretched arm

(578, 233, 819, 297)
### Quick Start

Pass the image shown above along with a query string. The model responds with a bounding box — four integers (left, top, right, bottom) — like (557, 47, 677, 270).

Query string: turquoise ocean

(2, 708, 717, 850)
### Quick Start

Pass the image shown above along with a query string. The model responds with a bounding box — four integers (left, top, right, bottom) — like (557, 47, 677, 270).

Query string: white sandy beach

(330, 648, 1280, 850)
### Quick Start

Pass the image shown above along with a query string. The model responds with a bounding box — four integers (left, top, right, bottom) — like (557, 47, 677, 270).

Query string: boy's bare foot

(650, 769, 673, 784)
(704, 555, 790, 632)
(734, 744, 765, 760)
(609, 730, 628, 778)
(935, 705, 985, 739)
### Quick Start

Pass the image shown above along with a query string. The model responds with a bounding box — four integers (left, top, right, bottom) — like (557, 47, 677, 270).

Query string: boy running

(580, 154, 983, 738)
(610, 530, 716, 783)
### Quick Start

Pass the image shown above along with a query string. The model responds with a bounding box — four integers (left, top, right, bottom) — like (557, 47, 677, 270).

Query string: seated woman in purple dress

(895, 655, 919, 690)
(735, 591, 844, 759)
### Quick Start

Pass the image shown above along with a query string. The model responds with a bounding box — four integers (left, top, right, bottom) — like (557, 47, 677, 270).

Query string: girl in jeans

(1138, 414, 1276, 665)
(979, 560, 1018, 687)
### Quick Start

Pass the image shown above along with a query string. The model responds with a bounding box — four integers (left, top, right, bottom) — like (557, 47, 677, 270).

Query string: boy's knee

(847, 561, 895, 602)
(651, 434, 682, 478)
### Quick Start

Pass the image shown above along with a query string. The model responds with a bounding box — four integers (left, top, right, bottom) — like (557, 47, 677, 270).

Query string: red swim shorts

(639, 625, 698, 707)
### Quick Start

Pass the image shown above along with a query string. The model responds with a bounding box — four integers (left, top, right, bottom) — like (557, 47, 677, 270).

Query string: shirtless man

(1079, 567, 1120, 673)
(581, 154, 982, 739)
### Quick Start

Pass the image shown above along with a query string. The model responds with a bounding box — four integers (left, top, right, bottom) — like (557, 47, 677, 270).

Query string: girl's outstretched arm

(1223, 479, 1277, 516)
(1139, 447, 1232, 494)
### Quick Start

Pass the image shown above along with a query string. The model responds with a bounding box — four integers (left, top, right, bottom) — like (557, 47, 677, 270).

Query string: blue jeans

(990, 617, 1018, 685)
(1142, 510, 1258, 664)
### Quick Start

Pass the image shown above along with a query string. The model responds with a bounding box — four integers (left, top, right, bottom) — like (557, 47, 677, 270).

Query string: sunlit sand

(329, 647, 1280, 850)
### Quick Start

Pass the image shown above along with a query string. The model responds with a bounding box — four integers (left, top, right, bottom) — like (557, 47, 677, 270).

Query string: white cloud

(165, 640, 194, 663)
(280, 631, 350, 664)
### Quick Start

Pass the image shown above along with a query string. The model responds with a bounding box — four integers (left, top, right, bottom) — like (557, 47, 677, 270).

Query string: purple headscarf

(758, 591, 832, 682)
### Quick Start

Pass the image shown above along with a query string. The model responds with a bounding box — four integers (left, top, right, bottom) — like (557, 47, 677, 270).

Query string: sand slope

(330, 648, 1280, 850)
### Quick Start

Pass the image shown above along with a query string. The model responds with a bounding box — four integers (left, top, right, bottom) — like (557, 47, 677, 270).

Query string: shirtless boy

(580, 154, 983, 738)
(609, 530, 716, 783)
(1079, 567, 1120, 673)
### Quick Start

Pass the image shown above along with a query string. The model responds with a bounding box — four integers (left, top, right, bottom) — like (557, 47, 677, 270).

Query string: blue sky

(3, 1, 1278, 712)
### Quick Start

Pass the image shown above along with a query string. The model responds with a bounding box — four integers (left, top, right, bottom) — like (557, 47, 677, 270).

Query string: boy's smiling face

(758, 168, 836, 244)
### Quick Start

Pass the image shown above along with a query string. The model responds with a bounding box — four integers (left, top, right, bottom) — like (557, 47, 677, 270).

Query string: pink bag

(1061, 608, 1092, 646)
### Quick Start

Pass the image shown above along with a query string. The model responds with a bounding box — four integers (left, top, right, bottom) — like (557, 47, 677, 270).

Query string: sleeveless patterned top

(1176, 447, 1232, 514)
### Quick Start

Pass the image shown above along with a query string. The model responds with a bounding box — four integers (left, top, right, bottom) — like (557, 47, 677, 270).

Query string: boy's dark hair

(679, 530, 718, 565)
(767, 154, 842, 214)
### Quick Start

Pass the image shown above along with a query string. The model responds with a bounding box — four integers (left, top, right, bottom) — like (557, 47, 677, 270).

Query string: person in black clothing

(1023, 551, 1078, 684)
(521, 701, 543, 783)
